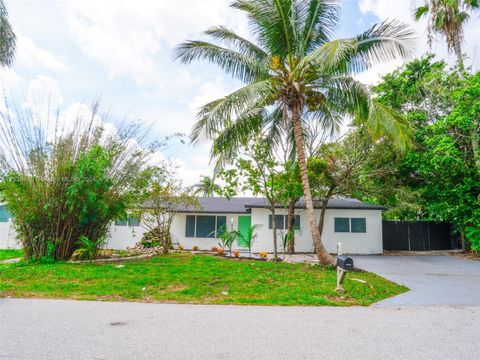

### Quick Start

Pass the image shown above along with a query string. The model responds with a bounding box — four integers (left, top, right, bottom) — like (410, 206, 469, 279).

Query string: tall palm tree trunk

(291, 104, 335, 265)
(453, 35, 464, 70)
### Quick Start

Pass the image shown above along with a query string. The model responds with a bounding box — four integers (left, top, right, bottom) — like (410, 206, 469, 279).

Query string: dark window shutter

(185, 215, 196, 237)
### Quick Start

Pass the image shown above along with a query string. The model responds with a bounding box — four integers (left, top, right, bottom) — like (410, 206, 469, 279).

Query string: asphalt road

(1, 298, 478, 360)
(355, 255, 480, 305)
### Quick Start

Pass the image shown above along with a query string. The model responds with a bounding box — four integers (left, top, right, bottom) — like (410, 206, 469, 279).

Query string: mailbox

(337, 255, 354, 270)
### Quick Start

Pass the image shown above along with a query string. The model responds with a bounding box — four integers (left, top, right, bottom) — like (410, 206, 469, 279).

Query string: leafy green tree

(139, 167, 199, 254)
(176, 0, 413, 264)
(371, 56, 480, 249)
(192, 175, 221, 197)
(414, 0, 479, 69)
(219, 138, 283, 260)
(0, 0, 15, 67)
(0, 102, 156, 260)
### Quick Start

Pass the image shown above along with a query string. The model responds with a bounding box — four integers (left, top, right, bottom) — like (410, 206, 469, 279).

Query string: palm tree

(176, 0, 413, 265)
(0, 0, 16, 67)
(415, 1, 480, 176)
(192, 175, 221, 197)
(414, 0, 479, 69)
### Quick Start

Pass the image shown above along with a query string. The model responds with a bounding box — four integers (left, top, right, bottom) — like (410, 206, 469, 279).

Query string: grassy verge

(0, 249, 23, 261)
(0, 253, 407, 306)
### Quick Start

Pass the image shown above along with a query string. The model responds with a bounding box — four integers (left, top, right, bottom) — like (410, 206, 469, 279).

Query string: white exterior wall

(106, 224, 147, 250)
(250, 208, 383, 255)
(0, 220, 20, 249)
(0, 209, 383, 254)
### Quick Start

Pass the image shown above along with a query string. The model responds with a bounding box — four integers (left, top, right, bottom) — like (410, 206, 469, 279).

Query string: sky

(2, 0, 480, 186)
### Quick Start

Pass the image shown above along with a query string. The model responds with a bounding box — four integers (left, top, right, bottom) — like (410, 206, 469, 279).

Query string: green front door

(237, 215, 251, 248)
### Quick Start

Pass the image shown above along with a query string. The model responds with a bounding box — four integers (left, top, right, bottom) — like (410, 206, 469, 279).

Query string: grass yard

(0, 253, 407, 306)
(0, 249, 23, 261)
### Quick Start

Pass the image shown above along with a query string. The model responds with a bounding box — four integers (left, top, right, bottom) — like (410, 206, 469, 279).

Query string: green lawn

(0, 249, 23, 261)
(0, 253, 407, 306)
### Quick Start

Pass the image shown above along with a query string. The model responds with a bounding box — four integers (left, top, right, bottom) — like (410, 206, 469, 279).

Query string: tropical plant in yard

(176, 0, 414, 264)
(76, 235, 106, 262)
(238, 223, 259, 257)
(216, 225, 238, 255)
(0, 101, 157, 260)
(0, 0, 16, 67)
(192, 175, 221, 196)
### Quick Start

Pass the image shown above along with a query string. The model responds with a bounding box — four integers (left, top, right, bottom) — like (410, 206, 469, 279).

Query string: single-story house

(0, 197, 385, 254)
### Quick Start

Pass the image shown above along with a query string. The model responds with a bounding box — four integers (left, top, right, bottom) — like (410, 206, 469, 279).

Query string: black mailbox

(337, 255, 354, 270)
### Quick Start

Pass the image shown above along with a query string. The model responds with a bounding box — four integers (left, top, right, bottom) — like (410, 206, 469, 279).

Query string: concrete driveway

(1, 298, 479, 360)
(355, 255, 480, 305)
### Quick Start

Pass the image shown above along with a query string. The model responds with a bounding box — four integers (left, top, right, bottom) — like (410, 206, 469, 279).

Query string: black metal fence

(382, 221, 455, 251)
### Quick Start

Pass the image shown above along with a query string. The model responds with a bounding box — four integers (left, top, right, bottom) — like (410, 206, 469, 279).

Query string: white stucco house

(0, 197, 385, 254)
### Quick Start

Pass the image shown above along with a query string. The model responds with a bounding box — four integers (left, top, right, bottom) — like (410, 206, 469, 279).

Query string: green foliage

(140, 229, 162, 248)
(364, 56, 480, 248)
(138, 166, 198, 254)
(0, 103, 156, 260)
(238, 224, 259, 253)
(216, 226, 238, 253)
(192, 175, 221, 197)
(76, 235, 106, 262)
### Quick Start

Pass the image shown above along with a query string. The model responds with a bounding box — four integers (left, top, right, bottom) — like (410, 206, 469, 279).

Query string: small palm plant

(239, 224, 259, 257)
(216, 226, 239, 255)
(76, 235, 106, 263)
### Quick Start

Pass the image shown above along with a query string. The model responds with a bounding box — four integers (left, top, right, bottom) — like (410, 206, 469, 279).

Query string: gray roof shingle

(165, 197, 385, 213)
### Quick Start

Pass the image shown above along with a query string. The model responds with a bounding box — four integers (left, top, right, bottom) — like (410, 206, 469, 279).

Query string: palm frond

(174, 41, 269, 82)
(298, 0, 340, 53)
(204, 26, 269, 60)
(350, 20, 416, 73)
(190, 79, 278, 143)
(363, 99, 412, 151)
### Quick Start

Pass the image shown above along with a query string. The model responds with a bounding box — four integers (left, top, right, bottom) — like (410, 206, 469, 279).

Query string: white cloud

(357, 0, 480, 83)
(59, 0, 248, 83)
(17, 34, 69, 73)
(26, 75, 63, 108)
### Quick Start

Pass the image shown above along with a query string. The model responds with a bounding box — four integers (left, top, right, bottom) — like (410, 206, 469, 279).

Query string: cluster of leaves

(138, 166, 199, 254)
(359, 55, 480, 249)
(0, 103, 156, 260)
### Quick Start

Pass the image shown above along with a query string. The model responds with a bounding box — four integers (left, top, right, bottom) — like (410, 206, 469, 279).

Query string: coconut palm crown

(175, 0, 415, 264)
(192, 175, 222, 197)
(414, 0, 479, 69)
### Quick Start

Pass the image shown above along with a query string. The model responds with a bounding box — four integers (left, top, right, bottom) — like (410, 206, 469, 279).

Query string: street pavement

(1, 298, 478, 360)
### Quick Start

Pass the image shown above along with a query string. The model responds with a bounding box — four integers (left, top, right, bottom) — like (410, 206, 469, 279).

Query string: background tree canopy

(354, 55, 480, 250)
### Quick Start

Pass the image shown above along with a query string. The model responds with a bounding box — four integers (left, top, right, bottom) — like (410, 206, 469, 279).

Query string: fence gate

(382, 221, 454, 251)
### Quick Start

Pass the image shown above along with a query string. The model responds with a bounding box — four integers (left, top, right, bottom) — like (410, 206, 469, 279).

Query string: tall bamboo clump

(0, 100, 157, 260)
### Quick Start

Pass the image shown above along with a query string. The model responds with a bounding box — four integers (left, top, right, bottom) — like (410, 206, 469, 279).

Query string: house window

(334, 218, 350, 233)
(185, 215, 227, 238)
(334, 217, 367, 233)
(0, 205, 10, 222)
(351, 218, 367, 233)
(269, 214, 301, 230)
(115, 216, 140, 227)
